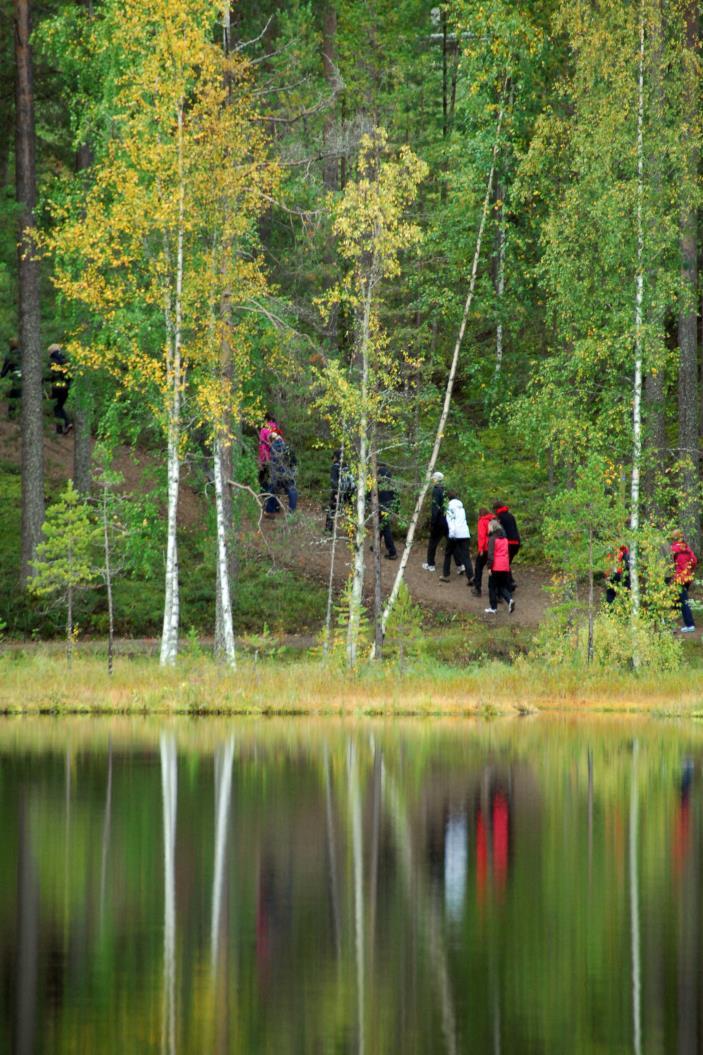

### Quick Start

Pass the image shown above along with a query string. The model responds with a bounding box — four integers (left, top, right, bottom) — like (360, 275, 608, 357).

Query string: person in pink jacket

(485, 519, 514, 615)
(258, 417, 282, 489)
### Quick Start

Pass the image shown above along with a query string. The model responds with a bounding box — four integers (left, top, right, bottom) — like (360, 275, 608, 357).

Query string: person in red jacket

(485, 519, 514, 614)
(470, 507, 493, 597)
(671, 531, 698, 632)
(492, 501, 521, 590)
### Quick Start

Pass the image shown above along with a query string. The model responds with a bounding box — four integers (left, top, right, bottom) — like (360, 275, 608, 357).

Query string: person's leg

(54, 391, 69, 433)
(326, 490, 337, 531)
(497, 573, 513, 608)
(459, 540, 473, 580)
(487, 573, 498, 611)
(681, 587, 696, 629)
(442, 540, 455, 578)
(472, 552, 486, 593)
(508, 543, 520, 588)
(427, 530, 441, 567)
(286, 484, 298, 513)
(381, 517, 397, 557)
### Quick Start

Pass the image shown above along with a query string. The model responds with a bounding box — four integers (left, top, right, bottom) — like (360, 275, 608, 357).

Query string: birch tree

(317, 130, 426, 667)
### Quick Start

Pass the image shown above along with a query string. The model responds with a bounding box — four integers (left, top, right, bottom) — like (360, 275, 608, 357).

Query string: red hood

(495, 506, 509, 515)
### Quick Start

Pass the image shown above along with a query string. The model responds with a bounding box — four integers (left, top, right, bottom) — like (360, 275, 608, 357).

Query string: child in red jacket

(485, 519, 515, 615)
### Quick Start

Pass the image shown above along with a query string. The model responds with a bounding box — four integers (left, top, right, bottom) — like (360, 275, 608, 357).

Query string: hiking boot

(384, 553, 398, 560)
(484, 607, 497, 614)
(439, 576, 450, 583)
(508, 598, 515, 614)
(471, 587, 482, 597)
(457, 565, 466, 575)
(422, 563, 436, 572)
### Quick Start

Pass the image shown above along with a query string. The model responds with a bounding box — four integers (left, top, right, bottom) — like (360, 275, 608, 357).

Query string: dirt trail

(257, 502, 552, 630)
(0, 417, 552, 629)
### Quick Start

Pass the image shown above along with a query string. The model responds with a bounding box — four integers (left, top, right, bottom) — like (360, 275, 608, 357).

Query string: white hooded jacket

(446, 498, 470, 540)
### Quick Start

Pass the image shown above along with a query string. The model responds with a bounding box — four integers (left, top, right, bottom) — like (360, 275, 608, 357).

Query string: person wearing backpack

(326, 449, 355, 532)
(377, 463, 398, 559)
(422, 471, 448, 572)
(485, 518, 514, 614)
(439, 493, 472, 582)
(671, 530, 698, 632)
(265, 432, 298, 515)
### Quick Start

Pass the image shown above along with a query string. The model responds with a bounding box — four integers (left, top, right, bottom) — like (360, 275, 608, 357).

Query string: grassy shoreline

(2, 651, 703, 717)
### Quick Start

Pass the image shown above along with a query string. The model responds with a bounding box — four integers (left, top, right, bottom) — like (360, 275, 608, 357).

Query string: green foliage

(29, 481, 100, 605)
(384, 582, 425, 671)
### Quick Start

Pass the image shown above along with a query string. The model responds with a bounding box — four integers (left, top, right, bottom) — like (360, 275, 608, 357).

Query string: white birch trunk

(214, 438, 236, 667)
(348, 741, 365, 1055)
(376, 103, 505, 648)
(160, 106, 185, 667)
(346, 291, 372, 668)
(160, 734, 178, 1055)
(630, 3, 645, 668)
(494, 198, 506, 380)
(629, 740, 642, 1055)
(211, 738, 234, 969)
(102, 482, 115, 676)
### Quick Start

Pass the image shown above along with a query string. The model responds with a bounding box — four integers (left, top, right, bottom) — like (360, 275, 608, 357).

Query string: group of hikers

(606, 531, 699, 633)
(1, 338, 72, 434)
(260, 420, 700, 631)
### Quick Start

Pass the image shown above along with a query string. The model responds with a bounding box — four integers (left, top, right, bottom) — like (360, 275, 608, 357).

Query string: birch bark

(346, 287, 372, 668)
(213, 437, 236, 667)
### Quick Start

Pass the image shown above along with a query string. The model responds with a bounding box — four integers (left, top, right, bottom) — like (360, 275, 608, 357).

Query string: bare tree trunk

(73, 18, 94, 495)
(370, 443, 383, 659)
(66, 582, 73, 669)
(321, 4, 338, 191)
(323, 439, 346, 656)
(101, 479, 114, 675)
(644, 369, 665, 513)
(587, 526, 594, 665)
(15, 0, 44, 585)
(377, 100, 505, 646)
(629, 1, 646, 669)
(679, 0, 700, 550)
(160, 734, 178, 1055)
(494, 183, 506, 380)
(211, 738, 234, 968)
(629, 741, 642, 1055)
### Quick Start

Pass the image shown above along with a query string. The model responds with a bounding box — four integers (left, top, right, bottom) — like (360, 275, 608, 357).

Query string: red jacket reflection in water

(476, 790, 510, 905)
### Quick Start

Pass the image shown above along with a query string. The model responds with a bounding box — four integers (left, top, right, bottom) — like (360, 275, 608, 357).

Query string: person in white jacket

(439, 493, 473, 582)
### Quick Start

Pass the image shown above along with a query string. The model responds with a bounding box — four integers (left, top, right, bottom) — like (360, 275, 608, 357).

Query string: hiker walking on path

(485, 518, 514, 615)
(423, 471, 448, 572)
(326, 449, 355, 532)
(671, 531, 697, 633)
(493, 501, 520, 589)
(48, 343, 72, 435)
(265, 432, 297, 516)
(440, 493, 472, 582)
(258, 416, 282, 489)
(377, 463, 398, 560)
(470, 507, 493, 597)
(606, 545, 630, 604)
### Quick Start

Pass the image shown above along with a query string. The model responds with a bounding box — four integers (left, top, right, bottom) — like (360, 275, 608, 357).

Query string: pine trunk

(15, 0, 44, 585)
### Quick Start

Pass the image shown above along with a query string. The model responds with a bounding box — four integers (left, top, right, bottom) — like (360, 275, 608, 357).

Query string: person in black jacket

(423, 471, 447, 572)
(492, 501, 520, 589)
(326, 449, 355, 532)
(377, 463, 398, 559)
(49, 343, 72, 435)
(1, 338, 21, 419)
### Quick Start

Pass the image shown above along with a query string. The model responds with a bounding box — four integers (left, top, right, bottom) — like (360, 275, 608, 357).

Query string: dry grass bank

(1, 653, 703, 716)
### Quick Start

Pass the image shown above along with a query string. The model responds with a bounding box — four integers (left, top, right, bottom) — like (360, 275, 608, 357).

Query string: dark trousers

(443, 538, 472, 578)
(266, 480, 298, 514)
(53, 388, 69, 432)
(507, 542, 520, 587)
(427, 528, 447, 567)
(380, 514, 397, 557)
(680, 586, 696, 628)
(473, 552, 488, 591)
(489, 570, 512, 609)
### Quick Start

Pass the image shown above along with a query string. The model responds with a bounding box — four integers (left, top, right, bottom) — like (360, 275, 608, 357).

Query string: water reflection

(3, 719, 703, 1053)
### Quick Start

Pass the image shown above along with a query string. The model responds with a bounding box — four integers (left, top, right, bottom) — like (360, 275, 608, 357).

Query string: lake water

(1, 716, 701, 1054)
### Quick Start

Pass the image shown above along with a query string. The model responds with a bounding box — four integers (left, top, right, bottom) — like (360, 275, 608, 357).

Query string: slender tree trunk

(494, 183, 506, 380)
(213, 438, 236, 667)
(102, 481, 114, 675)
(347, 289, 372, 668)
(160, 107, 184, 667)
(629, 741, 642, 1055)
(629, 2, 646, 669)
(16, 800, 38, 1055)
(370, 443, 383, 659)
(587, 526, 594, 665)
(348, 741, 365, 1055)
(66, 583, 73, 669)
(73, 28, 94, 495)
(377, 100, 505, 646)
(15, 0, 44, 585)
(211, 738, 234, 968)
(99, 738, 113, 922)
(679, 0, 700, 550)
(321, 4, 338, 191)
(160, 735, 178, 1055)
(323, 438, 346, 656)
